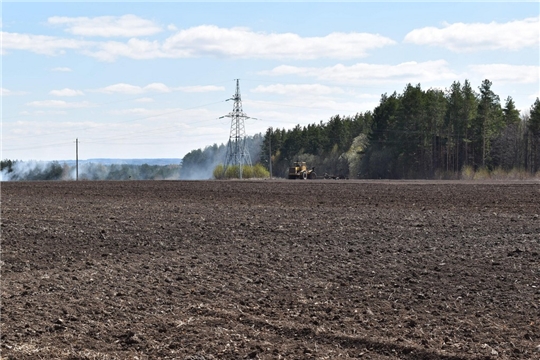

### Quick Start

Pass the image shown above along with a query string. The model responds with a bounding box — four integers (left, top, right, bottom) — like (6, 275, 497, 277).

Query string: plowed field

(1, 180, 539, 359)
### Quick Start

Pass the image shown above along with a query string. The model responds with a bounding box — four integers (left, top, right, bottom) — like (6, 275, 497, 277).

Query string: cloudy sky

(2, 1, 539, 161)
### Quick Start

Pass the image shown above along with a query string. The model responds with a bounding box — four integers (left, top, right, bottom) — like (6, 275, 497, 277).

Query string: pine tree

(491, 97, 522, 170)
(475, 79, 503, 169)
(528, 98, 540, 172)
(503, 96, 521, 126)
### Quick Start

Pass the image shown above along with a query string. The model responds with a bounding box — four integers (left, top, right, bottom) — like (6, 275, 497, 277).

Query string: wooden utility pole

(76, 138, 79, 181)
(269, 127, 272, 178)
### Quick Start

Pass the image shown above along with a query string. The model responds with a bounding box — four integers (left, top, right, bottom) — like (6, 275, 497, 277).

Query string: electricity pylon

(220, 79, 253, 179)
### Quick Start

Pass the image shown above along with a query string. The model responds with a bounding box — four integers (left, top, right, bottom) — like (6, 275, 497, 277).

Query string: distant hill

(59, 158, 182, 166)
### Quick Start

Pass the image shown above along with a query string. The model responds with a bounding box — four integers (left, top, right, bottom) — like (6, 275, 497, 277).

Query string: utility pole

(268, 127, 272, 178)
(75, 138, 79, 181)
(220, 79, 254, 179)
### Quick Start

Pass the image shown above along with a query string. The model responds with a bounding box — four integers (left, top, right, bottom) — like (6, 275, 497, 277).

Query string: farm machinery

(288, 161, 317, 180)
(323, 173, 348, 180)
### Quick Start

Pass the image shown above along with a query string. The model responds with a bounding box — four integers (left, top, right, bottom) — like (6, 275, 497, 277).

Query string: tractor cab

(288, 162, 316, 180)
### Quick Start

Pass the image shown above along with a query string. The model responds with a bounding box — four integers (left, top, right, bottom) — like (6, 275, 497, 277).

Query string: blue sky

(2, 1, 539, 161)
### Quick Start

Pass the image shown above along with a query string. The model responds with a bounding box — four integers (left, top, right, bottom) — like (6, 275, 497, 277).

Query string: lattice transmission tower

(220, 79, 254, 178)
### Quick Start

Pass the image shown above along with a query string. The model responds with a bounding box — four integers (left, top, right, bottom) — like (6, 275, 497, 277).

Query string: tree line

(261, 79, 540, 179)
(4, 79, 539, 180)
(1, 161, 180, 181)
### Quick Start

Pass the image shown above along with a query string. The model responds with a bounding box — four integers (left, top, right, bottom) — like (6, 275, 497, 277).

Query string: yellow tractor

(288, 161, 317, 180)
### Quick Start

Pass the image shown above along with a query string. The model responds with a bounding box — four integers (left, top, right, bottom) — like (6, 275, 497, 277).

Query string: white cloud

(48, 15, 163, 38)
(84, 38, 165, 61)
(3, 119, 103, 140)
(262, 60, 459, 85)
(468, 64, 539, 84)
(252, 84, 345, 96)
(162, 25, 396, 59)
(3, 25, 395, 61)
(18, 110, 68, 116)
(1, 31, 89, 56)
(49, 88, 85, 97)
(145, 83, 172, 93)
(109, 107, 151, 115)
(108, 107, 216, 122)
(247, 98, 375, 115)
(404, 17, 539, 52)
(1, 88, 28, 96)
(93, 83, 168, 94)
(175, 85, 225, 92)
(249, 84, 380, 113)
(1, 30, 159, 61)
(135, 97, 154, 103)
(245, 84, 381, 117)
(167, 24, 178, 31)
(96, 83, 144, 94)
(84, 26, 396, 61)
(92, 82, 224, 94)
(51, 67, 73, 72)
(26, 100, 93, 108)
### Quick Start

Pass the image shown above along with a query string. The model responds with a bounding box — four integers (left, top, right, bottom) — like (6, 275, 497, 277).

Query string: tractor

(288, 161, 316, 180)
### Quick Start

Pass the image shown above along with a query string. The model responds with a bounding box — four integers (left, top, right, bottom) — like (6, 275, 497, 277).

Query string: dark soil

(1, 180, 539, 359)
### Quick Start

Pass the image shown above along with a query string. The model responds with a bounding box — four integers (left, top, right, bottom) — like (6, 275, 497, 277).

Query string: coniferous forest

(258, 79, 540, 179)
(3, 79, 539, 181)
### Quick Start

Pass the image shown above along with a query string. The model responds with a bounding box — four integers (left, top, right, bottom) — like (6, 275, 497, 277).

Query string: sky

(1, 1, 539, 161)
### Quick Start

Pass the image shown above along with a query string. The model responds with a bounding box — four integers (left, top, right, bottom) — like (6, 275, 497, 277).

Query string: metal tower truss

(220, 79, 254, 178)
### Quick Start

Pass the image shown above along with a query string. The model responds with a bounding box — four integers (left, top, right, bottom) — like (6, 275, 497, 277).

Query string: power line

(82, 115, 229, 144)
(3, 140, 74, 152)
(2, 99, 228, 142)
(246, 98, 363, 114)
(2, 79, 235, 121)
